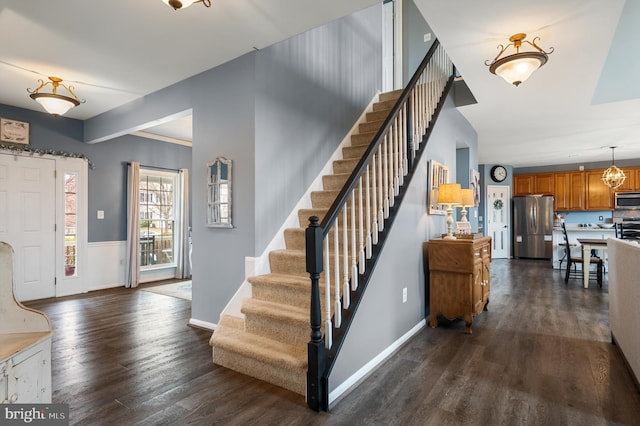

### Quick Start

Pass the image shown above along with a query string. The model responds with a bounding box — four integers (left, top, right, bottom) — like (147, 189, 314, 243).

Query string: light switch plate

(97, 210, 104, 219)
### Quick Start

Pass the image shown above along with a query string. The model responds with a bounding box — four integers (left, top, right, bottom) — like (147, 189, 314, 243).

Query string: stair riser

(251, 283, 335, 311)
(285, 229, 370, 254)
(366, 110, 391, 122)
(359, 119, 385, 133)
(373, 99, 396, 111)
(212, 347, 306, 395)
(379, 89, 403, 102)
(351, 133, 377, 146)
(244, 313, 310, 347)
(270, 252, 353, 280)
(342, 145, 368, 160)
(333, 159, 359, 175)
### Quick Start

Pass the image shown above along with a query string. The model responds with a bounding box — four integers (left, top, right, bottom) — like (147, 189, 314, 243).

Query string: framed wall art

(471, 168, 480, 206)
(428, 159, 449, 215)
(0, 118, 30, 145)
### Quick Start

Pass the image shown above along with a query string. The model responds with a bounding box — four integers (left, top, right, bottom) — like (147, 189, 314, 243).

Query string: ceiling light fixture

(27, 76, 84, 116)
(485, 33, 554, 87)
(601, 146, 626, 190)
(162, 0, 211, 10)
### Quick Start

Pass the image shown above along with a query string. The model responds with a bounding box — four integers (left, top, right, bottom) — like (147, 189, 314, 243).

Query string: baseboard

(189, 318, 217, 331)
(328, 319, 426, 407)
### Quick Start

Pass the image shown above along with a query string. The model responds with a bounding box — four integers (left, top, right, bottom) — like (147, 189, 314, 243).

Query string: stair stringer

(215, 94, 382, 323)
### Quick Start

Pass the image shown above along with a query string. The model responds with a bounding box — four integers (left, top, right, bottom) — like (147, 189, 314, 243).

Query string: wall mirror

(207, 157, 233, 228)
(428, 159, 449, 215)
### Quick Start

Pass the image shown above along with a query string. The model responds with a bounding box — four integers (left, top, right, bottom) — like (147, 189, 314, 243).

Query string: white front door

(0, 154, 56, 301)
(486, 185, 510, 259)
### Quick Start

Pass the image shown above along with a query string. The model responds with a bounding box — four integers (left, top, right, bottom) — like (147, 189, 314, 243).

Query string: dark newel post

(306, 216, 326, 411)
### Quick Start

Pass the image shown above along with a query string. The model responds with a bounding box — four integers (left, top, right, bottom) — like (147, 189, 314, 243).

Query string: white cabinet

(0, 337, 51, 403)
(0, 242, 53, 404)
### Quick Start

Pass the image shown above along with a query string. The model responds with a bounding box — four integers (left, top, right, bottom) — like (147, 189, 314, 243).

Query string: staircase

(210, 89, 403, 396)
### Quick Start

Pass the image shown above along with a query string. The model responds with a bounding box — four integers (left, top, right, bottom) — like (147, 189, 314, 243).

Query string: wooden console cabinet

(427, 236, 491, 334)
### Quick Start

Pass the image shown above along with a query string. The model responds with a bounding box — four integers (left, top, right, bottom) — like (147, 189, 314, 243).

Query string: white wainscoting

(87, 241, 126, 291)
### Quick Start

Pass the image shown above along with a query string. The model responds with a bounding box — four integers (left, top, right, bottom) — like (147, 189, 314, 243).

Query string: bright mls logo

(2, 404, 68, 425)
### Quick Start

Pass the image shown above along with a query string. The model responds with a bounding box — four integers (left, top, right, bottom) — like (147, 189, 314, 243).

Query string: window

(64, 173, 78, 277)
(139, 169, 178, 268)
(207, 157, 232, 227)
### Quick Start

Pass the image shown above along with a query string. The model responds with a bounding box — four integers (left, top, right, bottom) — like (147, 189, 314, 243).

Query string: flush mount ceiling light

(27, 76, 84, 116)
(485, 33, 554, 87)
(601, 146, 626, 190)
(162, 0, 211, 10)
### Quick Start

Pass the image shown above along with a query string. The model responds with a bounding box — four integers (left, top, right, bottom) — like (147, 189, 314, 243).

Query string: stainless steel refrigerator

(513, 195, 554, 259)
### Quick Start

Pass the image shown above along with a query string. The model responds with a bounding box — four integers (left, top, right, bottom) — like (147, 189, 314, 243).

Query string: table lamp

(459, 188, 475, 222)
(437, 183, 462, 240)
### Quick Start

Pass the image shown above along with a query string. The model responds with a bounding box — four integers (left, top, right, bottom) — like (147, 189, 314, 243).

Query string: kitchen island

(551, 225, 615, 269)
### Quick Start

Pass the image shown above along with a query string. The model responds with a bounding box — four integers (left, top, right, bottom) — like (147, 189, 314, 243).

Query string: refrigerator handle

(531, 203, 537, 233)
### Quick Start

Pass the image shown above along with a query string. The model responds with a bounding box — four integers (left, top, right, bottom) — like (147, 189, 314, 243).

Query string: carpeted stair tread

(211, 325, 306, 371)
(248, 273, 318, 293)
(379, 89, 403, 102)
(366, 109, 392, 122)
(373, 99, 396, 111)
(242, 298, 308, 325)
(218, 314, 245, 330)
(342, 145, 368, 160)
(359, 119, 386, 133)
(332, 158, 360, 175)
(351, 131, 378, 146)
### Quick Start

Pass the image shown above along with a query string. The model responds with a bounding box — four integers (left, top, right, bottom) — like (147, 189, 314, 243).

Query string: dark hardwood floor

(26, 259, 640, 425)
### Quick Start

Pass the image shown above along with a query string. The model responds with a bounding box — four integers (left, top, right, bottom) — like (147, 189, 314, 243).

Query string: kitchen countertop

(553, 226, 616, 232)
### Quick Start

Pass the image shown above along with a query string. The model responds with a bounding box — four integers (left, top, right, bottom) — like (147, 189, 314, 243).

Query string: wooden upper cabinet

(513, 173, 554, 196)
(585, 170, 614, 210)
(569, 172, 585, 210)
(554, 172, 585, 211)
(615, 168, 636, 192)
(554, 173, 570, 210)
(534, 173, 554, 195)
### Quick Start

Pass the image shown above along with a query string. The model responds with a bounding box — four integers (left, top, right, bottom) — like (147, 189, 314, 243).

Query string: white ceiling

(1, 0, 639, 168)
(416, 0, 640, 167)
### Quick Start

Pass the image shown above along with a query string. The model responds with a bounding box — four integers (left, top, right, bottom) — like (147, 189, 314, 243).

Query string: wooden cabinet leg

(464, 315, 473, 334)
(429, 315, 438, 328)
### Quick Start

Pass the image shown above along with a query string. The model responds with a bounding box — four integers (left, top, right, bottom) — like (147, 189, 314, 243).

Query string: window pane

(64, 172, 78, 277)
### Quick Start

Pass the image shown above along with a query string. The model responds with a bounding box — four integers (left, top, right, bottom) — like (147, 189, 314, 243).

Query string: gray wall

(254, 5, 382, 253)
(0, 104, 191, 242)
(330, 91, 478, 394)
(402, 0, 435, 84)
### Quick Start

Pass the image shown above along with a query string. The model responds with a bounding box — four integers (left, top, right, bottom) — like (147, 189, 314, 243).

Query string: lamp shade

(437, 183, 462, 205)
(30, 94, 78, 116)
(460, 188, 475, 207)
(492, 53, 547, 86)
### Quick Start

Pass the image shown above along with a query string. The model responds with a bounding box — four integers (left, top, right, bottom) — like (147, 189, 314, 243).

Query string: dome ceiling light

(27, 76, 85, 116)
(162, 0, 211, 10)
(485, 33, 554, 87)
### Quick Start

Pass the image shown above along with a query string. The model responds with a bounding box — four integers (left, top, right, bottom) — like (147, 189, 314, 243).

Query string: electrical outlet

(402, 287, 407, 303)
(599, 216, 604, 221)
(97, 210, 104, 219)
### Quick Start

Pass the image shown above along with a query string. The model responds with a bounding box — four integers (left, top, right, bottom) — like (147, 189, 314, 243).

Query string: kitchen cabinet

(585, 170, 614, 210)
(616, 168, 637, 192)
(427, 236, 491, 334)
(554, 172, 585, 211)
(513, 173, 554, 196)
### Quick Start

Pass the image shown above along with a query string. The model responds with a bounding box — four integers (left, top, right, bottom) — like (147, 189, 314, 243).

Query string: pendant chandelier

(485, 33, 554, 87)
(162, 0, 211, 10)
(601, 146, 626, 190)
(27, 76, 84, 116)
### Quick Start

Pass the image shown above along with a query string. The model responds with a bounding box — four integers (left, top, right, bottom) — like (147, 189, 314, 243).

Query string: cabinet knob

(9, 393, 18, 402)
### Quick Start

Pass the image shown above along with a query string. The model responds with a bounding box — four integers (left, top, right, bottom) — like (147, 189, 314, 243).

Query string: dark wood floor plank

(25, 260, 640, 425)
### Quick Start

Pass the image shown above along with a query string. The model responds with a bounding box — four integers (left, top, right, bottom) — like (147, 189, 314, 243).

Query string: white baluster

(382, 135, 390, 217)
(393, 115, 399, 195)
(371, 154, 379, 244)
(402, 104, 408, 176)
(324, 236, 332, 349)
(377, 144, 385, 232)
(387, 129, 395, 207)
(365, 164, 372, 258)
(350, 193, 358, 290)
(358, 176, 365, 273)
(342, 207, 350, 309)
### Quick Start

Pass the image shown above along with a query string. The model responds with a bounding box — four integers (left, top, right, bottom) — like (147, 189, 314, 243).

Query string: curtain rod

(128, 162, 181, 173)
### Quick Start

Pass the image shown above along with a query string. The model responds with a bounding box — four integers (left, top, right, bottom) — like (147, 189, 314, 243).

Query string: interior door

(0, 154, 56, 301)
(486, 185, 510, 259)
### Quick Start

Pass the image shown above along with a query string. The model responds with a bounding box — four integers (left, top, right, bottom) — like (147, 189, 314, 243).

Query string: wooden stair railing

(306, 40, 456, 411)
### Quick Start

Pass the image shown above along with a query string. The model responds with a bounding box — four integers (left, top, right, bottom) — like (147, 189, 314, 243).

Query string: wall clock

(490, 165, 508, 182)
